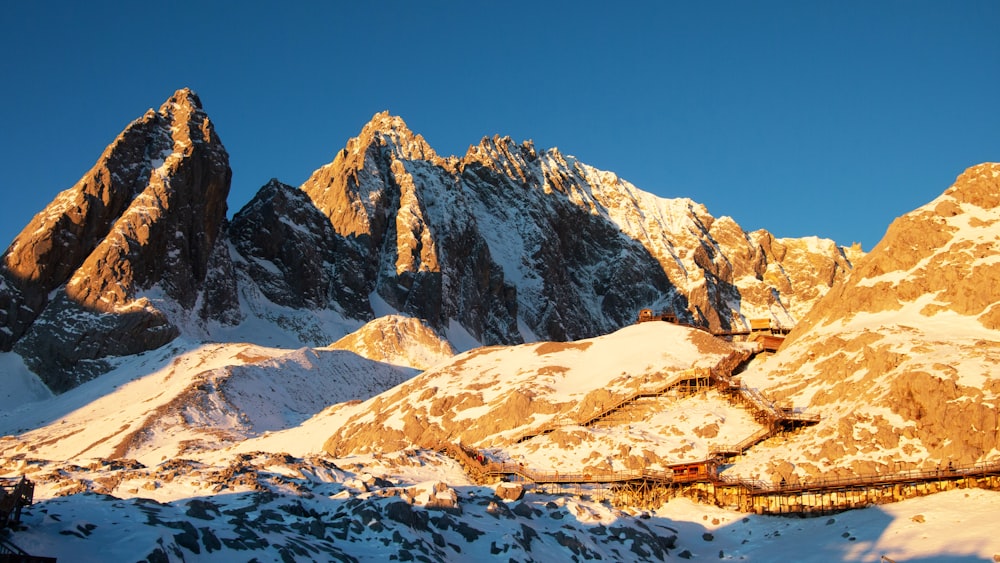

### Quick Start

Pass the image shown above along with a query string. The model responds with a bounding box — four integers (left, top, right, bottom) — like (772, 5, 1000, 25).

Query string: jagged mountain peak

(3, 90, 862, 394)
(465, 134, 538, 159)
(157, 87, 203, 115)
(153, 87, 224, 153)
(364, 110, 410, 133)
(944, 161, 1000, 209)
(460, 134, 541, 187)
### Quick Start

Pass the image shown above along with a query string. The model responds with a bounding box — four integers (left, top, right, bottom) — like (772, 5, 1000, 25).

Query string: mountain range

(0, 89, 997, 562)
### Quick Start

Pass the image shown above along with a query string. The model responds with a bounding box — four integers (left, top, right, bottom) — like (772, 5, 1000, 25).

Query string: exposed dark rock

(385, 500, 429, 531)
(230, 179, 370, 318)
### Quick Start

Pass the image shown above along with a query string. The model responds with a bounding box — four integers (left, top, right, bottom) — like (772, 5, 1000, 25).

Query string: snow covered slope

(317, 322, 761, 473)
(328, 314, 455, 370)
(2, 318, 997, 562)
(0, 339, 416, 469)
(8, 477, 999, 562)
(734, 162, 1000, 480)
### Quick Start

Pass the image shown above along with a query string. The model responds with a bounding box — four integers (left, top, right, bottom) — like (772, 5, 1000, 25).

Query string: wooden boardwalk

(514, 346, 819, 462)
(512, 366, 720, 443)
(718, 459, 1000, 495)
(439, 437, 1000, 514)
(514, 345, 761, 444)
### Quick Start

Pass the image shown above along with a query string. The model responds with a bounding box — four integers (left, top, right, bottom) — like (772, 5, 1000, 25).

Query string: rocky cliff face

(736, 162, 1000, 479)
(229, 179, 361, 313)
(298, 114, 522, 345)
(0, 89, 235, 391)
(287, 113, 857, 346)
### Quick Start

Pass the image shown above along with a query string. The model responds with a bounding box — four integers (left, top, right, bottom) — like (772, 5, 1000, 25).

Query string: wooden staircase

(514, 366, 719, 443)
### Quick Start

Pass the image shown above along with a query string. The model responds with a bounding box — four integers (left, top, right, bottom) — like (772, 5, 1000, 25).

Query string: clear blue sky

(2, 1, 997, 252)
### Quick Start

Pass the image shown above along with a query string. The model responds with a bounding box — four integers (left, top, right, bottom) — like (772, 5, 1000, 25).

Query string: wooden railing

(0, 476, 34, 529)
(722, 380, 820, 426)
(438, 435, 1000, 508)
(716, 459, 1000, 495)
(514, 366, 720, 443)
(436, 440, 676, 485)
(710, 425, 775, 457)
(486, 464, 674, 485)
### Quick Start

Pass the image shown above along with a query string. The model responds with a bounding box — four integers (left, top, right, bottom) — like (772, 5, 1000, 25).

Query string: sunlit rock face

(298, 114, 521, 345)
(0, 88, 234, 391)
(327, 315, 456, 371)
(295, 112, 857, 345)
(736, 163, 1000, 479)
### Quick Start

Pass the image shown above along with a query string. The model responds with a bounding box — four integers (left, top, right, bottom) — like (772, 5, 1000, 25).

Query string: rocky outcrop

(0, 88, 235, 391)
(737, 162, 1000, 478)
(328, 315, 455, 371)
(229, 179, 369, 315)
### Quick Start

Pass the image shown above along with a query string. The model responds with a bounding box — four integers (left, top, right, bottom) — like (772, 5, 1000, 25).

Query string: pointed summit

(161, 87, 203, 111)
(301, 112, 442, 240)
(346, 111, 439, 163)
(1, 88, 234, 391)
(790, 161, 1000, 336)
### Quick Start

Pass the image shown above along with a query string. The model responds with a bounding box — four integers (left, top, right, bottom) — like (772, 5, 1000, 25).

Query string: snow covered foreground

(8, 470, 1000, 562)
(1, 321, 999, 561)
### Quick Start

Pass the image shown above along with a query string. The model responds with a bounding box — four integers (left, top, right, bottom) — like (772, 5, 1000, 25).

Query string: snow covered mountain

(291, 111, 861, 347)
(0, 89, 237, 392)
(2, 302, 997, 561)
(4, 88, 997, 562)
(2, 90, 859, 395)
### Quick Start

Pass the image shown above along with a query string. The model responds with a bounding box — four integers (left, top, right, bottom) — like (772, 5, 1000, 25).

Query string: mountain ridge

(735, 162, 1000, 479)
